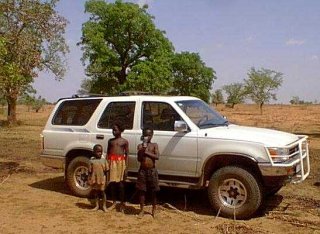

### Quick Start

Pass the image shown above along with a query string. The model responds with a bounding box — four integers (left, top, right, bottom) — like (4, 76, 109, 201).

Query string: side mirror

(174, 120, 188, 132)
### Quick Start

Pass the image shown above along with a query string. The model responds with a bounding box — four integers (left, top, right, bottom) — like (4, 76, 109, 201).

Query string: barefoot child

(107, 123, 129, 212)
(88, 144, 109, 212)
(136, 127, 160, 217)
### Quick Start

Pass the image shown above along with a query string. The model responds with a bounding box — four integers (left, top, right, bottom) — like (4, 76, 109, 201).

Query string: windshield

(175, 100, 228, 129)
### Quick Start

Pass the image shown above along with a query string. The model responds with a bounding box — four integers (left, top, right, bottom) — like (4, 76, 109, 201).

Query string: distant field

(217, 104, 320, 136)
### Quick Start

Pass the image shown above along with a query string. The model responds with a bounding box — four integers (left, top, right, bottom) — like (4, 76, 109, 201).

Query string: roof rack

(56, 91, 153, 102)
(119, 91, 152, 96)
(71, 94, 109, 98)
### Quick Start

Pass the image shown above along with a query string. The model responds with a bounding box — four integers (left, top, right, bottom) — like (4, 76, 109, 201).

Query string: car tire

(208, 166, 263, 219)
(66, 156, 92, 197)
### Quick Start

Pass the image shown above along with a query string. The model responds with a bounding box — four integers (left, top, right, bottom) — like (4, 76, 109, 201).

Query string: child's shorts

(136, 168, 160, 192)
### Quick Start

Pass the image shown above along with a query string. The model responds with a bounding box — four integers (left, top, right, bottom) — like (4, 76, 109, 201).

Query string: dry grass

(216, 104, 320, 135)
(0, 105, 54, 174)
(0, 104, 320, 234)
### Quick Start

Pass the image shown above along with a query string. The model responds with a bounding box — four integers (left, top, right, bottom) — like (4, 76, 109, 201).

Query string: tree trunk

(118, 66, 127, 85)
(259, 102, 263, 114)
(7, 96, 17, 124)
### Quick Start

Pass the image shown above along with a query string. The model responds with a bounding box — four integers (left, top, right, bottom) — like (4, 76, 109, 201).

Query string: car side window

(98, 102, 135, 130)
(52, 99, 102, 126)
(142, 102, 181, 131)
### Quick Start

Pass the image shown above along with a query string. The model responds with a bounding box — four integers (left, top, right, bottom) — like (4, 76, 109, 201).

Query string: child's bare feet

(102, 203, 108, 212)
(91, 199, 99, 211)
(138, 210, 144, 218)
(119, 203, 125, 213)
(92, 205, 99, 211)
(152, 207, 157, 218)
(107, 202, 116, 211)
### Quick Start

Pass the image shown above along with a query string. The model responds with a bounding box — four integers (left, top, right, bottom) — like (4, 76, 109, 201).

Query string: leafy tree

(79, 0, 174, 95)
(290, 96, 301, 105)
(244, 67, 283, 114)
(125, 53, 173, 94)
(0, 0, 68, 124)
(20, 90, 46, 112)
(211, 89, 224, 106)
(19, 86, 37, 111)
(223, 83, 246, 108)
(290, 96, 312, 105)
(32, 95, 47, 112)
(170, 52, 216, 102)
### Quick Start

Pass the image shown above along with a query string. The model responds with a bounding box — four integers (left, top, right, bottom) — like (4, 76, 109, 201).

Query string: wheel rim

(218, 178, 247, 208)
(74, 166, 89, 190)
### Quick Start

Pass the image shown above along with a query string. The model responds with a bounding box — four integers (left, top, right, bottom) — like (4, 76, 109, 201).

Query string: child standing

(88, 144, 109, 212)
(136, 127, 160, 217)
(107, 123, 129, 212)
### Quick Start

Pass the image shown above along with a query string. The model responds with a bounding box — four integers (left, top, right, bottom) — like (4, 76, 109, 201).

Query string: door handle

(96, 134, 104, 140)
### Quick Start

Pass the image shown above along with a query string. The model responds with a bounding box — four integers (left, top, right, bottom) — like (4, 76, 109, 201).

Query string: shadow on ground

(0, 161, 20, 173)
(28, 175, 286, 218)
(29, 176, 72, 196)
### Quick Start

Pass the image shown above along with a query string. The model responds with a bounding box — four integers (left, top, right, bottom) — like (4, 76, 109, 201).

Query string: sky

(33, 0, 320, 104)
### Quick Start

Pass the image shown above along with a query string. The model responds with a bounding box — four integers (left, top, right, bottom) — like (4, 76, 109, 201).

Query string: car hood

(201, 124, 299, 147)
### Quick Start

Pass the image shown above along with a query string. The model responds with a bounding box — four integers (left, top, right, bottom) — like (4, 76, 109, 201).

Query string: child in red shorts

(107, 123, 129, 212)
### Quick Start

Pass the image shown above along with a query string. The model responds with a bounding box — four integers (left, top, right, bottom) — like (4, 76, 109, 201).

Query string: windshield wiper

(223, 120, 229, 126)
(199, 122, 228, 128)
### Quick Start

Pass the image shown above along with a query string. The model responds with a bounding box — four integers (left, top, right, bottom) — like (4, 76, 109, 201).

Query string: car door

(141, 101, 198, 177)
(95, 101, 139, 172)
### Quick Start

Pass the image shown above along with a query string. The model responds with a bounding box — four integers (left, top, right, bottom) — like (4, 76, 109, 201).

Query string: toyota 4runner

(40, 95, 310, 219)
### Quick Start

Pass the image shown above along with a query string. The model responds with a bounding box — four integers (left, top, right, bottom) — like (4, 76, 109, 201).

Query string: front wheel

(208, 166, 263, 219)
(66, 156, 92, 197)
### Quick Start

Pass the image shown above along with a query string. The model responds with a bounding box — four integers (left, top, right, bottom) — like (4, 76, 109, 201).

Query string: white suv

(40, 95, 310, 219)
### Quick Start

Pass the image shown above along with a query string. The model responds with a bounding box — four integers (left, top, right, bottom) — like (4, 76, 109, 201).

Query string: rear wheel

(208, 166, 263, 219)
(66, 156, 92, 197)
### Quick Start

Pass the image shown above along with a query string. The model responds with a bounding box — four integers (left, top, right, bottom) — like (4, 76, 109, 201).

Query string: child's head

(112, 123, 124, 137)
(142, 127, 154, 142)
(93, 144, 103, 159)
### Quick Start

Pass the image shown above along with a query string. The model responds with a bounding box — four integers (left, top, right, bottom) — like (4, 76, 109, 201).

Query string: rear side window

(98, 102, 135, 130)
(52, 99, 102, 126)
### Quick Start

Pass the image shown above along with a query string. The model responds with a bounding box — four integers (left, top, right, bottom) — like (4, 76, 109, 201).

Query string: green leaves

(0, 0, 68, 123)
(79, 0, 174, 94)
(79, 1, 216, 101)
(244, 67, 283, 112)
(223, 83, 247, 108)
(171, 52, 216, 102)
(211, 89, 224, 106)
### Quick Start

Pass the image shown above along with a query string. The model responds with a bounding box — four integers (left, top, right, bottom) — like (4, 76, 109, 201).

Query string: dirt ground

(0, 104, 320, 234)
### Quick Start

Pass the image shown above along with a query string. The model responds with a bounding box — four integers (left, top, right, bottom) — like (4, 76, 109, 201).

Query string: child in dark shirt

(136, 127, 160, 217)
(88, 144, 109, 212)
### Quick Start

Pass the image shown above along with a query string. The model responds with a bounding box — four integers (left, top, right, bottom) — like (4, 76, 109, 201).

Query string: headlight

(267, 147, 290, 163)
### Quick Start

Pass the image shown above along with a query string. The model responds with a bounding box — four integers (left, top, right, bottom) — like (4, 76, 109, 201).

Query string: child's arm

(107, 139, 111, 155)
(124, 139, 129, 167)
(88, 161, 92, 175)
(124, 139, 129, 157)
(137, 144, 145, 162)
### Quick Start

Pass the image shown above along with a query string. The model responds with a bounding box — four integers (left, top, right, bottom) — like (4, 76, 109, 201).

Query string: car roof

(57, 95, 200, 103)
